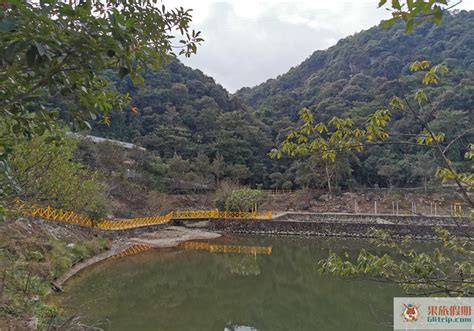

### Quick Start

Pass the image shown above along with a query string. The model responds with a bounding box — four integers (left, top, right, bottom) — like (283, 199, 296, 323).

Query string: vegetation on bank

(0, 221, 110, 328)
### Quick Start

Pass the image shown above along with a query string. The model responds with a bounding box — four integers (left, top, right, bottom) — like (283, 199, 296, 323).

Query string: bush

(213, 181, 239, 210)
(216, 187, 268, 211)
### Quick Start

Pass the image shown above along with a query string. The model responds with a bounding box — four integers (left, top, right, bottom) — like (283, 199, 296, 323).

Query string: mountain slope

(237, 10, 474, 119)
(235, 10, 473, 189)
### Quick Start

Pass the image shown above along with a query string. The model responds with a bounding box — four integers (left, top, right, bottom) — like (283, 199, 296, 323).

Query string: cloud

(164, 1, 474, 92)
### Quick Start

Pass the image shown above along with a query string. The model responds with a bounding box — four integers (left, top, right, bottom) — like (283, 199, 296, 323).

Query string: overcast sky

(165, 1, 474, 92)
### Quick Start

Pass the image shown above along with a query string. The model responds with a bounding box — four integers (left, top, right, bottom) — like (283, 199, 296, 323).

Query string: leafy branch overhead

(314, 59, 473, 296)
(320, 227, 473, 296)
(269, 108, 392, 162)
(0, 0, 202, 205)
(378, 0, 460, 32)
(0, 0, 203, 136)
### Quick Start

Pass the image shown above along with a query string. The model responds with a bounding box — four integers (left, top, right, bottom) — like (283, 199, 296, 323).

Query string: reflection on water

(224, 254, 261, 276)
(110, 244, 153, 259)
(52, 236, 401, 331)
(224, 324, 257, 331)
(178, 242, 273, 276)
(178, 241, 272, 255)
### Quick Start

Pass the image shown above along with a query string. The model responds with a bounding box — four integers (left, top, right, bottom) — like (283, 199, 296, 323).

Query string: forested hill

(92, 11, 473, 191)
(236, 10, 474, 121)
(92, 58, 274, 187)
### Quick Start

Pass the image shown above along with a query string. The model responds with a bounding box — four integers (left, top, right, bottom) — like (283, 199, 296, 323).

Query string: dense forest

(90, 60, 274, 190)
(89, 10, 474, 192)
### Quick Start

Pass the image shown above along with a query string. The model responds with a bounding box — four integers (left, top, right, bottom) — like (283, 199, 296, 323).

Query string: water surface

(52, 236, 400, 330)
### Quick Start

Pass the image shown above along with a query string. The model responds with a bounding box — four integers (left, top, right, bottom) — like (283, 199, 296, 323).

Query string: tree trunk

(325, 161, 332, 196)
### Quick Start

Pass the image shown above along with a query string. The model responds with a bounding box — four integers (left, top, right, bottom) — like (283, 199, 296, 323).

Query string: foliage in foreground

(320, 227, 473, 296)
(378, 0, 457, 32)
(0, 0, 202, 212)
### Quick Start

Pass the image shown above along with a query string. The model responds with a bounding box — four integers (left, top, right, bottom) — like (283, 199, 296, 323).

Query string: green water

(52, 236, 401, 331)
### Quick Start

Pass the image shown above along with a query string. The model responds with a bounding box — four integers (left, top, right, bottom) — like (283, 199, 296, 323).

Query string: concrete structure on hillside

(67, 132, 146, 151)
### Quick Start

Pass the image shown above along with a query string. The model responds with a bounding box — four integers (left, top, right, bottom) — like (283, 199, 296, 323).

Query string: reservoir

(52, 235, 400, 330)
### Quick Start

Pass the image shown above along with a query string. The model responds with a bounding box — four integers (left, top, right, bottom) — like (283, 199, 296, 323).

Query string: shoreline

(48, 226, 221, 293)
(46, 213, 473, 293)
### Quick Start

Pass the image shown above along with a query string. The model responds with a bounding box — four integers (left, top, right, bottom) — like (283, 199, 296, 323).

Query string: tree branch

(443, 128, 474, 154)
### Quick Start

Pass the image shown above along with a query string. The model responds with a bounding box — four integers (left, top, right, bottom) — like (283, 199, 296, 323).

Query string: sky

(165, 1, 474, 93)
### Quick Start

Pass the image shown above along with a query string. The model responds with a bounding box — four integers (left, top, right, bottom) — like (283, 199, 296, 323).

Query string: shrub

(221, 188, 268, 211)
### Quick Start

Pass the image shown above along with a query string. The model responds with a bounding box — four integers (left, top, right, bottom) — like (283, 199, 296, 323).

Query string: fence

(353, 199, 470, 218)
(15, 199, 273, 231)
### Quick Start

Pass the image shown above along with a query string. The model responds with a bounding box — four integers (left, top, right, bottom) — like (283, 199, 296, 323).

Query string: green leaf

(406, 18, 414, 32)
(391, 0, 401, 10)
(381, 17, 399, 29)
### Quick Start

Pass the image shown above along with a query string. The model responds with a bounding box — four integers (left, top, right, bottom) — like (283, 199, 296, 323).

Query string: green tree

(212, 153, 225, 186)
(377, 163, 402, 190)
(222, 188, 268, 212)
(227, 164, 251, 185)
(270, 107, 392, 194)
(9, 129, 109, 218)
(1, 0, 202, 209)
(323, 62, 473, 296)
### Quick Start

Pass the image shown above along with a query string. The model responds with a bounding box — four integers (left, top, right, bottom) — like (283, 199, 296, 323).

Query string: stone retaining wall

(274, 212, 470, 226)
(209, 219, 473, 239)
